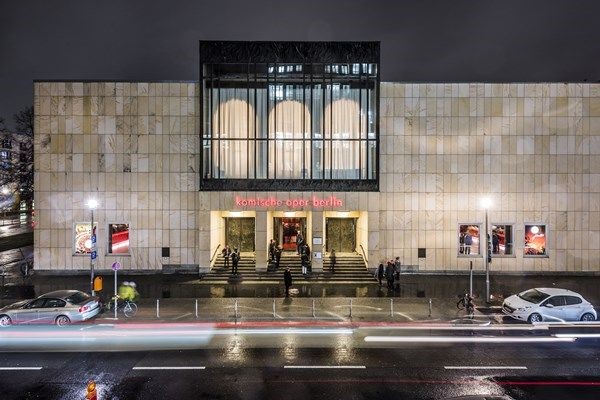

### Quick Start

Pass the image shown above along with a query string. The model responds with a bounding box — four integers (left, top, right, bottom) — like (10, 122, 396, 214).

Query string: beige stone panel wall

(34, 82, 199, 271)
(379, 82, 600, 273)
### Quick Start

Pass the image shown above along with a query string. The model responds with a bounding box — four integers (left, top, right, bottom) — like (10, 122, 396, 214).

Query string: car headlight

(516, 306, 531, 311)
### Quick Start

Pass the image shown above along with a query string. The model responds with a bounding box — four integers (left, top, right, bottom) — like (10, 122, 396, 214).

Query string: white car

(502, 288, 597, 323)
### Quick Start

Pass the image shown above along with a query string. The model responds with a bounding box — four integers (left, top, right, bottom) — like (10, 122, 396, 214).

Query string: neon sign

(235, 195, 343, 208)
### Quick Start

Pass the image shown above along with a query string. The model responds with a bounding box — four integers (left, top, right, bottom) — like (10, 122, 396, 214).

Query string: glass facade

(199, 42, 380, 191)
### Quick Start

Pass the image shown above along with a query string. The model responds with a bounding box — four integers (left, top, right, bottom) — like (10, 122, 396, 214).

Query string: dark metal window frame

(199, 41, 380, 192)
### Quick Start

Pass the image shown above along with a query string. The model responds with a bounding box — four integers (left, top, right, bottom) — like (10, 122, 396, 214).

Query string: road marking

(0, 367, 43, 371)
(133, 366, 206, 370)
(284, 365, 366, 369)
(173, 313, 193, 320)
(444, 366, 527, 370)
(364, 336, 575, 343)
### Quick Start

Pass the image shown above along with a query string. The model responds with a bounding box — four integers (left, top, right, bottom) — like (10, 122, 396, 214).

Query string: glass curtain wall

(202, 63, 378, 185)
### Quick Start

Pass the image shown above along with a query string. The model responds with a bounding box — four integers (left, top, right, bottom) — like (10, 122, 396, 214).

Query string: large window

(200, 41, 379, 191)
(108, 224, 130, 254)
(458, 224, 481, 256)
(491, 224, 514, 256)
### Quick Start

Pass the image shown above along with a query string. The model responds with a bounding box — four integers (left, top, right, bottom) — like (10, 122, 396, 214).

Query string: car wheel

(0, 315, 12, 327)
(528, 313, 543, 324)
(581, 313, 596, 322)
(55, 315, 71, 326)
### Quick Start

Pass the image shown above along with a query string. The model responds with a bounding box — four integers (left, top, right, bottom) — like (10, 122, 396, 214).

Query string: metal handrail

(359, 244, 368, 266)
(210, 244, 222, 265)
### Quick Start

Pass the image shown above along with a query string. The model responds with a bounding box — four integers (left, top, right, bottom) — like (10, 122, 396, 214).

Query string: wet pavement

(0, 333, 598, 399)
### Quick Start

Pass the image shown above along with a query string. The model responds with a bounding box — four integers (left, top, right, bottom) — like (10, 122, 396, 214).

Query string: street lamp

(87, 198, 98, 295)
(480, 196, 492, 303)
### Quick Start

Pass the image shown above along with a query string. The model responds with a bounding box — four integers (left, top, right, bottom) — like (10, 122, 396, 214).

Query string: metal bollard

(428, 298, 432, 318)
(234, 299, 238, 319)
(349, 298, 353, 318)
(156, 299, 160, 318)
(272, 299, 276, 318)
(312, 299, 316, 318)
(390, 298, 394, 317)
(195, 299, 198, 319)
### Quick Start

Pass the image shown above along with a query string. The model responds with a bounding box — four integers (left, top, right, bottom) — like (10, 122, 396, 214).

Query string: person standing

(301, 251, 309, 275)
(330, 249, 336, 273)
(385, 261, 394, 289)
(464, 233, 472, 255)
(231, 248, 240, 274)
(296, 232, 304, 255)
(269, 239, 276, 262)
(394, 256, 401, 290)
(492, 230, 500, 254)
(284, 267, 293, 297)
(377, 263, 384, 286)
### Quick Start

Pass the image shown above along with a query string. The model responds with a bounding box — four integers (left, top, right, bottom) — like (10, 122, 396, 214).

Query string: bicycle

(105, 295, 138, 318)
(456, 293, 475, 318)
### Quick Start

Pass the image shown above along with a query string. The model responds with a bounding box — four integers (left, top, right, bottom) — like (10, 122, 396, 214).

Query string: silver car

(0, 290, 101, 327)
(502, 287, 597, 323)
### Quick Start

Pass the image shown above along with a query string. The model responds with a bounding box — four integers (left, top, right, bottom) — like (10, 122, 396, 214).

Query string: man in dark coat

(284, 267, 293, 297)
(377, 263, 384, 286)
(385, 261, 394, 289)
(231, 248, 240, 274)
(330, 249, 336, 273)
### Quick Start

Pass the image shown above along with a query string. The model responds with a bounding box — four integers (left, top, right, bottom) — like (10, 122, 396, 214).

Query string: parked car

(0, 290, 101, 327)
(502, 288, 597, 323)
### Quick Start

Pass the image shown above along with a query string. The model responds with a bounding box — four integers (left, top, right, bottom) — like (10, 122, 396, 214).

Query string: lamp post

(1, 187, 9, 224)
(87, 198, 98, 295)
(480, 196, 492, 303)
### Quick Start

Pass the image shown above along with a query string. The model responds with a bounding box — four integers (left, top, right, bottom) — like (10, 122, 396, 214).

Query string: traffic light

(487, 234, 492, 263)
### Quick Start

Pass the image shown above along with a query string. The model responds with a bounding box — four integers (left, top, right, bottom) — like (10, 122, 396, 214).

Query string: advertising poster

(524, 225, 546, 256)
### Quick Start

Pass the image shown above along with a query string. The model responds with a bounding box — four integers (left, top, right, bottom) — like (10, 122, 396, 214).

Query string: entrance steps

(200, 252, 376, 284)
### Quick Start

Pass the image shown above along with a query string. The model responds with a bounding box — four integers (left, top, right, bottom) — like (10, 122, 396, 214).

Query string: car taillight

(79, 305, 89, 313)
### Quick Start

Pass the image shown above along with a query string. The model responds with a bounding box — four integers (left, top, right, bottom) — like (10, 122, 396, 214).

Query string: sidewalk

(94, 297, 494, 324)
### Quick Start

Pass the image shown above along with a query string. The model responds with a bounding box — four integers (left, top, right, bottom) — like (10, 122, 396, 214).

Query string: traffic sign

(91, 251, 97, 260)
(91, 234, 96, 244)
(111, 261, 121, 271)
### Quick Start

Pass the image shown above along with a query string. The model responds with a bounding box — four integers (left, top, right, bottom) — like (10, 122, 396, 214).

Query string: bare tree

(14, 106, 34, 136)
(0, 107, 34, 211)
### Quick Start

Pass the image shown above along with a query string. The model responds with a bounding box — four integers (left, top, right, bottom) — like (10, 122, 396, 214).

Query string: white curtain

(212, 89, 255, 178)
(268, 100, 310, 179)
(324, 90, 365, 179)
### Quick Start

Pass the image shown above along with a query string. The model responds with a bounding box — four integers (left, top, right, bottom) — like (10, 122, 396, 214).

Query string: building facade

(33, 41, 600, 274)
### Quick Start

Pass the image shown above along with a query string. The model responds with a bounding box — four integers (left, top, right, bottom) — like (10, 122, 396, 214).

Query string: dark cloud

(1, 0, 600, 128)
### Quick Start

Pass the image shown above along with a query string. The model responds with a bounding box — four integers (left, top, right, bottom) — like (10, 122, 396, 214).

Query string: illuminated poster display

(524, 224, 546, 256)
(458, 224, 480, 256)
(109, 224, 130, 254)
(74, 223, 93, 254)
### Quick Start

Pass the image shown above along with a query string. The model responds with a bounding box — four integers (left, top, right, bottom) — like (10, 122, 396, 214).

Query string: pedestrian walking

(275, 245, 282, 268)
(231, 248, 240, 274)
(330, 249, 336, 273)
(284, 267, 293, 297)
(377, 263, 384, 286)
(222, 245, 231, 269)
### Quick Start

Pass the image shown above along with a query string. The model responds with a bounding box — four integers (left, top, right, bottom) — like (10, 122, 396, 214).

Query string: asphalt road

(0, 326, 599, 400)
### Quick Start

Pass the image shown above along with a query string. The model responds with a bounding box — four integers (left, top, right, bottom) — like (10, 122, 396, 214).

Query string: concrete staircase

(200, 251, 376, 284)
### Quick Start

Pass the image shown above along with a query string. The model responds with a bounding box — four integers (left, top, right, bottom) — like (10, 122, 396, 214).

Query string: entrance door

(225, 217, 255, 252)
(326, 218, 356, 252)
(274, 218, 306, 251)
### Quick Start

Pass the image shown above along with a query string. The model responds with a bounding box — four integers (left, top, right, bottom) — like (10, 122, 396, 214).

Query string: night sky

(1, 0, 600, 129)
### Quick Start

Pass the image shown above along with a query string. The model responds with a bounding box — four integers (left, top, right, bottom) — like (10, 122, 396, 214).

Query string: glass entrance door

(326, 218, 356, 252)
(274, 217, 306, 251)
(225, 217, 255, 252)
